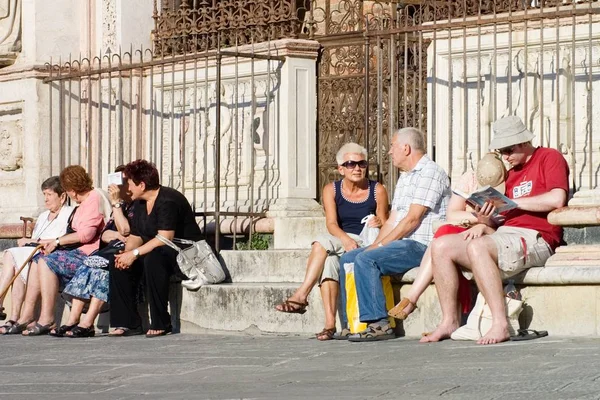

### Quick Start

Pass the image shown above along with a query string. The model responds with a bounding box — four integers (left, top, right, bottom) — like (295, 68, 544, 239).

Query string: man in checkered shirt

(338, 127, 451, 342)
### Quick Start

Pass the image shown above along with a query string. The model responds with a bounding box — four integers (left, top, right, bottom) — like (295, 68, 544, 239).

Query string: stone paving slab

(0, 332, 599, 399)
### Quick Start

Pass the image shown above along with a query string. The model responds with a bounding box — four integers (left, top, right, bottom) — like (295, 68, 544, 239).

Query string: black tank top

(334, 179, 378, 235)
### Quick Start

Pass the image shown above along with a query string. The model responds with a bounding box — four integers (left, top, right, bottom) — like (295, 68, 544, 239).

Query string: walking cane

(0, 244, 44, 320)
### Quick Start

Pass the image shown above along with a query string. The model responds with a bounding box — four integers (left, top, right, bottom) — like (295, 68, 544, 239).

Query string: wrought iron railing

(152, 0, 308, 56)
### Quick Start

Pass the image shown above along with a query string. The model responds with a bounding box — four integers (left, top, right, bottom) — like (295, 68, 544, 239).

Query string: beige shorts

(313, 233, 363, 285)
(489, 226, 553, 279)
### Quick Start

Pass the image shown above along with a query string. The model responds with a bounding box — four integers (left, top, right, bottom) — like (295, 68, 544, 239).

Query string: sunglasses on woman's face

(341, 160, 368, 169)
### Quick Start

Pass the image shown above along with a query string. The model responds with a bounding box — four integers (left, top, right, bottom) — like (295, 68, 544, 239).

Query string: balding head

(393, 127, 426, 153)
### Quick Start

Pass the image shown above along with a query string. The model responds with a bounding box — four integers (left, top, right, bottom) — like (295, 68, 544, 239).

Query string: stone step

(220, 249, 311, 282)
(179, 266, 600, 337)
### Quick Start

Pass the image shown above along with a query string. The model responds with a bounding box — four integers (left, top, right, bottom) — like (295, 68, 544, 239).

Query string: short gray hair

(393, 127, 426, 152)
(336, 142, 368, 165)
(40, 176, 65, 195)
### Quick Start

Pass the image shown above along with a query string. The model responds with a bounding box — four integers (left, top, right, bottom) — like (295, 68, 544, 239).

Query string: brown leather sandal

(275, 300, 308, 314)
(315, 327, 336, 341)
(388, 297, 417, 320)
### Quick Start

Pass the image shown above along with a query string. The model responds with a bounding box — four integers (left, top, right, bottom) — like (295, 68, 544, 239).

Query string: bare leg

(64, 298, 103, 337)
(9, 279, 26, 322)
(65, 299, 85, 326)
(466, 238, 509, 345)
(16, 260, 41, 326)
(389, 247, 433, 319)
(420, 235, 471, 343)
(35, 258, 58, 326)
(275, 242, 327, 311)
(0, 251, 17, 307)
(318, 279, 338, 335)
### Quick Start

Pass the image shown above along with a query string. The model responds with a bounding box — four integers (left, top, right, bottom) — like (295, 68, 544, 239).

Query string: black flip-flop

(0, 307, 6, 320)
(510, 329, 548, 341)
(145, 325, 172, 338)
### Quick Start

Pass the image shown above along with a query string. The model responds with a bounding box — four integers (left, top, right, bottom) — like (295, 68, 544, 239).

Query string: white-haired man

(339, 127, 451, 341)
(422, 115, 569, 345)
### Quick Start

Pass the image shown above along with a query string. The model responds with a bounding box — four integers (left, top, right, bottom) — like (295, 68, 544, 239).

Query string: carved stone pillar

(264, 39, 326, 249)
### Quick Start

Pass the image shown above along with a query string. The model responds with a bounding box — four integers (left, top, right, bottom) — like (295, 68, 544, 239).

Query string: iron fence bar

(364, 20, 370, 153)
(588, 0, 593, 188)
(539, 2, 545, 148)
(462, 0, 468, 173)
(249, 38, 256, 244)
(169, 50, 176, 187)
(117, 53, 124, 166)
(523, 2, 528, 134)
(192, 41, 199, 212)
(181, 50, 188, 193)
(43, 51, 285, 83)
(96, 52, 103, 187)
(67, 57, 73, 167)
(476, 0, 482, 162)
(447, 0, 453, 178)
(128, 47, 134, 164)
(215, 50, 222, 252)
(233, 41, 239, 246)
(47, 61, 53, 174)
(571, 1, 577, 190)
(107, 54, 113, 170)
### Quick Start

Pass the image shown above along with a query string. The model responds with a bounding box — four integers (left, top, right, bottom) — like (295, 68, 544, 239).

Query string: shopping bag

(344, 262, 396, 333)
(358, 215, 379, 246)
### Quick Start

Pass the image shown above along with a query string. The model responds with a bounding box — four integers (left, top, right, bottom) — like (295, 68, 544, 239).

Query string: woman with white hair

(275, 142, 389, 340)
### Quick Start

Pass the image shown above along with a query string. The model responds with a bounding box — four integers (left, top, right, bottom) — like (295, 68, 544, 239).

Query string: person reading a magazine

(421, 115, 569, 345)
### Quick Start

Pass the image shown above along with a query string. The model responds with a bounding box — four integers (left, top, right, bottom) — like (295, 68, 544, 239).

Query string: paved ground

(1, 331, 599, 400)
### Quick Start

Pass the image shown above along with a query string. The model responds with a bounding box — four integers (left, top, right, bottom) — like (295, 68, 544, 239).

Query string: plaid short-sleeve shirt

(391, 155, 451, 245)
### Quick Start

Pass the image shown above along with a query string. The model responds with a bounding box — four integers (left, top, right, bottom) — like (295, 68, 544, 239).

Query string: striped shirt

(391, 155, 451, 245)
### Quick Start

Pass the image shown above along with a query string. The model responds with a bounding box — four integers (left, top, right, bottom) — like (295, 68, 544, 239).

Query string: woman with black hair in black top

(110, 160, 201, 337)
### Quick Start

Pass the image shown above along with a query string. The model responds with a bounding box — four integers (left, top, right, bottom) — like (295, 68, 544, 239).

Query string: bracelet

(377, 242, 384, 247)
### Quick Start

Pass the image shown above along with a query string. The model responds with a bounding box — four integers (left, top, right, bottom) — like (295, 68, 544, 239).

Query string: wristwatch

(55, 237, 60, 246)
(133, 248, 140, 258)
(377, 242, 384, 248)
(113, 201, 123, 209)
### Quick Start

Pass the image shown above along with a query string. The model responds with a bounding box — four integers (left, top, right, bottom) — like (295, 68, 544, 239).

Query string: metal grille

(311, 0, 600, 196)
(44, 47, 284, 250)
(152, 0, 308, 56)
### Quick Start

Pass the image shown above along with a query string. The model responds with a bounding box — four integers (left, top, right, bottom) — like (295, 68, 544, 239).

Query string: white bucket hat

(489, 116, 535, 150)
(476, 152, 507, 194)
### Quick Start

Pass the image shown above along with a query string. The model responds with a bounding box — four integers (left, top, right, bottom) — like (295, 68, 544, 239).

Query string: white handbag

(451, 292, 523, 341)
(156, 234, 226, 291)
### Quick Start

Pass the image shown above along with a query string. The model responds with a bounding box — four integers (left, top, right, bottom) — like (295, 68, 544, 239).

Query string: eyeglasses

(498, 145, 517, 156)
(341, 160, 368, 169)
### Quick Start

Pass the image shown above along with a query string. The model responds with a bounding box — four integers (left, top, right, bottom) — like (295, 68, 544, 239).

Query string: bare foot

(419, 322, 459, 343)
(477, 324, 510, 345)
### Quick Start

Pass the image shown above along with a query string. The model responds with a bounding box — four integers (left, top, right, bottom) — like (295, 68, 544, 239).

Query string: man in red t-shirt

(421, 115, 569, 345)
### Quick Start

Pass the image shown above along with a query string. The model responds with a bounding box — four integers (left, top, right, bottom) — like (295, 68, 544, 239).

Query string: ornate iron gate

(309, 0, 600, 197)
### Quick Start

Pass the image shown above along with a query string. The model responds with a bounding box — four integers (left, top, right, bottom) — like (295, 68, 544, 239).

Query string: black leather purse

(56, 207, 83, 251)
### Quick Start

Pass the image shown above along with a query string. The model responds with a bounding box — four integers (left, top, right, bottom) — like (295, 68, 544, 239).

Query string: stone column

(264, 39, 326, 249)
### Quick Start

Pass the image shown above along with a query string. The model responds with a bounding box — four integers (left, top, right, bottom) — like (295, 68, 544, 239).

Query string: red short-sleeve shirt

(503, 147, 569, 249)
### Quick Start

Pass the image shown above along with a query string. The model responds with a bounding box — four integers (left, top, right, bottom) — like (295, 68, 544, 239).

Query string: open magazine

(452, 185, 518, 214)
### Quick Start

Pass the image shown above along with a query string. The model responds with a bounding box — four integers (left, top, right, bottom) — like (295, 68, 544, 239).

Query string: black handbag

(90, 239, 125, 260)
(56, 207, 83, 251)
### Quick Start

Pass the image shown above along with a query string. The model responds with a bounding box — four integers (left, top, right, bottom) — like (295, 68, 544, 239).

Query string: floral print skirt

(63, 255, 109, 303)
(44, 249, 88, 287)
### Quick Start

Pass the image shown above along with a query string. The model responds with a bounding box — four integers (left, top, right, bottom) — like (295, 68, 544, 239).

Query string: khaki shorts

(313, 233, 363, 285)
(489, 226, 553, 279)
